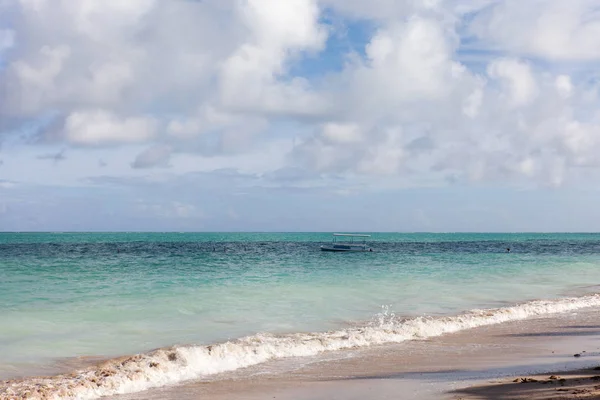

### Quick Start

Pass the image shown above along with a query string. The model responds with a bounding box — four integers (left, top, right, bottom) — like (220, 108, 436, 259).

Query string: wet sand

(453, 368, 600, 399)
(108, 307, 600, 400)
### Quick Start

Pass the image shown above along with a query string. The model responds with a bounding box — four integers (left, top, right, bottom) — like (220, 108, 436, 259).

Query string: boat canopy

(321, 233, 372, 251)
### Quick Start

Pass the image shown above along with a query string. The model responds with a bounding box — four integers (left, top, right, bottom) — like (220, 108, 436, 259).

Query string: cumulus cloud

(555, 75, 573, 99)
(321, 123, 363, 144)
(469, 0, 600, 61)
(63, 109, 157, 146)
(1, 0, 600, 191)
(363, 16, 462, 100)
(218, 0, 329, 116)
(0, 0, 238, 117)
(487, 58, 538, 107)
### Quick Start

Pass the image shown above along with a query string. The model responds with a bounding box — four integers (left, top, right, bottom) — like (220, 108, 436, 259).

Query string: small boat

(320, 233, 372, 252)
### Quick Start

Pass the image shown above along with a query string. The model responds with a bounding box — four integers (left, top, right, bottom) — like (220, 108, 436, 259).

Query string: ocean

(2, 232, 600, 399)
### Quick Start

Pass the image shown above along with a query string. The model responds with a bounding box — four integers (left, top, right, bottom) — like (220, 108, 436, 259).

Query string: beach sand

(110, 307, 600, 400)
(453, 369, 600, 399)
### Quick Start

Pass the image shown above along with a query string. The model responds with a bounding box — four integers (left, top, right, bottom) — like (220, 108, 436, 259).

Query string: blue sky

(1, 0, 600, 232)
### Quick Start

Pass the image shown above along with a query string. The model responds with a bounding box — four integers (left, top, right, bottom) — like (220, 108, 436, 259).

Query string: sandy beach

(107, 307, 600, 400)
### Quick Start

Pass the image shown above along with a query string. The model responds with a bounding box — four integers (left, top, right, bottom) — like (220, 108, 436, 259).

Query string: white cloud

(462, 85, 484, 118)
(167, 118, 202, 140)
(357, 128, 405, 175)
(321, 123, 363, 144)
(1, 0, 238, 116)
(360, 16, 463, 102)
(0, 0, 600, 194)
(8, 45, 71, 114)
(165, 106, 269, 156)
(469, 0, 600, 61)
(555, 75, 573, 99)
(487, 58, 538, 107)
(64, 109, 157, 146)
(218, 0, 329, 116)
(63, 0, 156, 42)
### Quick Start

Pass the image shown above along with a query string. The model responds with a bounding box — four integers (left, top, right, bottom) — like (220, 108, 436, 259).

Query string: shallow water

(2, 233, 600, 398)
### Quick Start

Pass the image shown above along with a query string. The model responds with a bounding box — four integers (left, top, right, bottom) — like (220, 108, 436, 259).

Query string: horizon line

(2, 231, 600, 234)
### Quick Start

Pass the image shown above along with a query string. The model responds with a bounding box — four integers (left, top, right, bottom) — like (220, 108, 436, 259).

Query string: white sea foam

(2, 294, 600, 400)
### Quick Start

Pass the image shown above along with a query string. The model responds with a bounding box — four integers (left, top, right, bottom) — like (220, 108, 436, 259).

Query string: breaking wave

(3, 294, 600, 400)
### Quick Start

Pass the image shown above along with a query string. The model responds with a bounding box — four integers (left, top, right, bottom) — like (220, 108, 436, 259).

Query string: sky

(1, 0, 600, 232)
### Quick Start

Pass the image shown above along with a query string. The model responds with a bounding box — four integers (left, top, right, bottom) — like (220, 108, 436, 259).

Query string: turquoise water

(2, 232, 600, 382)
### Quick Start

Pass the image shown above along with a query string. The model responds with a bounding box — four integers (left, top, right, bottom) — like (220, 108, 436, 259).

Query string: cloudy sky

(1, 0, 600, 232)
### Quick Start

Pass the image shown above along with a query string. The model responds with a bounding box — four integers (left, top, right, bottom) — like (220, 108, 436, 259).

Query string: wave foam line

(3, 294, 600, 400)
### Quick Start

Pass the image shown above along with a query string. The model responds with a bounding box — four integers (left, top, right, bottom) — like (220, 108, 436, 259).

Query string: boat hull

(320, 245, 371, 252)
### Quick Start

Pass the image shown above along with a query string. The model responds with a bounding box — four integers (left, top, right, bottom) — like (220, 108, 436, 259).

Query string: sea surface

(2, 232, 600, 399)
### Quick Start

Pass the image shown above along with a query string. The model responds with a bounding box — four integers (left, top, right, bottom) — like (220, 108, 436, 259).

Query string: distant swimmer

(506, 247, 510, 252)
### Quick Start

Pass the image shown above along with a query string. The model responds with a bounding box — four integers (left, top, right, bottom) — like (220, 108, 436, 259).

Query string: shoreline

(111, 307, 600, 400)
(3, 302, 600, 399)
